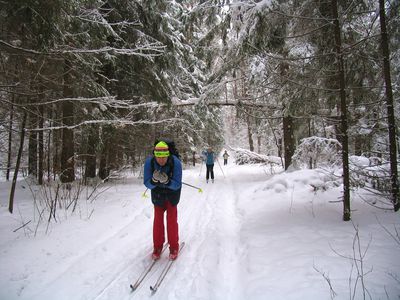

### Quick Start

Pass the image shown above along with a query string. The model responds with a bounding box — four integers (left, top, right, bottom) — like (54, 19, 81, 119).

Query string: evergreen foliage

(0, 0, 399, 215)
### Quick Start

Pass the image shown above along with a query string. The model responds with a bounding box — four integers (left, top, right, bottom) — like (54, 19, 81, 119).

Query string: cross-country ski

(129, 244, 168, 291)
(150, 242, 185, 294)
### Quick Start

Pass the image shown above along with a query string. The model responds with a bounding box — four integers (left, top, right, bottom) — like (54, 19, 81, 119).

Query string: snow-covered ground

(1, 163, 399, 300)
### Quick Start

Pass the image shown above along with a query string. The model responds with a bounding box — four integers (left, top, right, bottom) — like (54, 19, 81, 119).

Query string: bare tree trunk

(379, 0, 399, 211)
(47, 108, 52, 181)
(52, 105, 60, 180)
(38, 104, 44, 185)
(60, 60, 75, 183)
(246, 115, 254, 152)
(308, 118, 313, 169)
(28, 108, 38, 178)
(85, 125, 97, 180)
(283, 115, 294, 170)
(98, 149, 109, 181)
(6, 102, 14, 181)
(241, 70, 254, 152)
(98, 126, 110, 181)
(9, 112, 27, 213)
(332, 0, 351, 221)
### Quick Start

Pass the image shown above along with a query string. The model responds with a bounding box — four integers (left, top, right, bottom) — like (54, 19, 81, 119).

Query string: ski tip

(150, 286, 157, 293)
(130, 284, 137, 291)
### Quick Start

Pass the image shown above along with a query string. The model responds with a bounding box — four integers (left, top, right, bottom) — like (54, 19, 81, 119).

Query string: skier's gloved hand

(152, 170, 161, 183)
(158, 172, 169, 184)
(152, 170, 169, 185)
(153, 170, 165, 182)
(152, 170, 163, 186)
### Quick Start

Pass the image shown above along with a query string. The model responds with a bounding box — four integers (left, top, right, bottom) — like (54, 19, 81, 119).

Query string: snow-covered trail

(174, 165, 246, 300)
(118, 163, 251, 300)
(2, 162, 400, 300)
(20, 163, 252, 300)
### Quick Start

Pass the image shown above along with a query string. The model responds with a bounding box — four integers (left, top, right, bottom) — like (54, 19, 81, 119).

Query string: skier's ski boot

(152, 247, 162, 260)
(169, 249, 179, 260)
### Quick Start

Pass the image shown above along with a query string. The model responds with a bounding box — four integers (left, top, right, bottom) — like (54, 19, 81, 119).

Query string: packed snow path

(91, 164, 250, 300)
(1, 163, 400, 300)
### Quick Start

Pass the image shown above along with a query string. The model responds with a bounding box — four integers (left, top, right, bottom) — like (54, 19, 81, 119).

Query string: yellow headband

(154, 150, 170, 157)
(154, 141, 170, 157)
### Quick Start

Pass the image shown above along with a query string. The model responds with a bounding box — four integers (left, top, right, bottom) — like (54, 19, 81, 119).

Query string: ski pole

(216, 159, 225, 178)
(182, 181, 203, 193)
(171, 177, 203, 193)
(199, 160, 203, 176)
(144, 181, 203, 194)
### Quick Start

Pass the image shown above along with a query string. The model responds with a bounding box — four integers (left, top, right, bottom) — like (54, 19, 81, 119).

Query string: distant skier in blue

(223, 150, 229, 165)
(203, 148, 215, 183)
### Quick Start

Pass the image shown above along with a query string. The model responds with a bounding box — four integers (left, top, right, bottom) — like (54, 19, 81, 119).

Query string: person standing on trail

(223, 150, 229, 165)
(204, 148, 215, 183)
(143, 141, 182, 261)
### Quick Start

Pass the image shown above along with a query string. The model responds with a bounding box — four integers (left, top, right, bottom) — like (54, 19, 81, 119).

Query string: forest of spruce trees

(0, 0, 399, 219)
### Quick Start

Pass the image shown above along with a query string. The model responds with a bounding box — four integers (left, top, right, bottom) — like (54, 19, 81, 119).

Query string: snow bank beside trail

(235, 166, 400, 300)
(231, 147, 282, 166)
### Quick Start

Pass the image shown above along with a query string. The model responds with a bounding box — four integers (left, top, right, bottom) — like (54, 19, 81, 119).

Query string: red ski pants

(153, 201, 179, 252)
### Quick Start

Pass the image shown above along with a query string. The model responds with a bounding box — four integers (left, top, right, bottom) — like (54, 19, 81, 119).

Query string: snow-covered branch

(54, 44, 166, 57)
(231, 147, 282, 166)
(0, 39, 166, 58)
(0, 40, 43, 55)
(25, 118, 184, 132)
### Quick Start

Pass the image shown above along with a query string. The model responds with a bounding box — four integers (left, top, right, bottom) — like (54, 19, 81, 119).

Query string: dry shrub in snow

(292, 136, 342, 169)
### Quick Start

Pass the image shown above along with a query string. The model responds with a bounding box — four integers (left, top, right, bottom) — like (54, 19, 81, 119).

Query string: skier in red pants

(143, 141, 182, 260)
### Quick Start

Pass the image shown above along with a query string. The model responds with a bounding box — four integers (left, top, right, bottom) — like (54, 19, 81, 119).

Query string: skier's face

(155, 156, 168, 166)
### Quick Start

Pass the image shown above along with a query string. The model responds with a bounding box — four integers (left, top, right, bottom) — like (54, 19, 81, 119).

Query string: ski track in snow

(92, 165, 248, 300)
(27, 204, 153, 300)
(176, 170, 245, 300)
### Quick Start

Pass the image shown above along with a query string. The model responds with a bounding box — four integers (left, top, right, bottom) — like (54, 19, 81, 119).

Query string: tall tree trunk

(308, 118, 313, 169)
(28, 109, 38, 178)
(283, 115, 294, 170)
(379, 0, 399, 211)
(52, 104, 61, 180)
(98, 149, 109, 181)
(246, 115, 254, 152)
(85, 125, 97, 180)
(47, 108, 52, 181)
(332, 0, 351, 221)
(60, 60, 75, 183)
(98, 126, 110, 181)
(38, 104, 44, 185)
(9, 112, 27, 213)
(6, 102, 14, 181)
